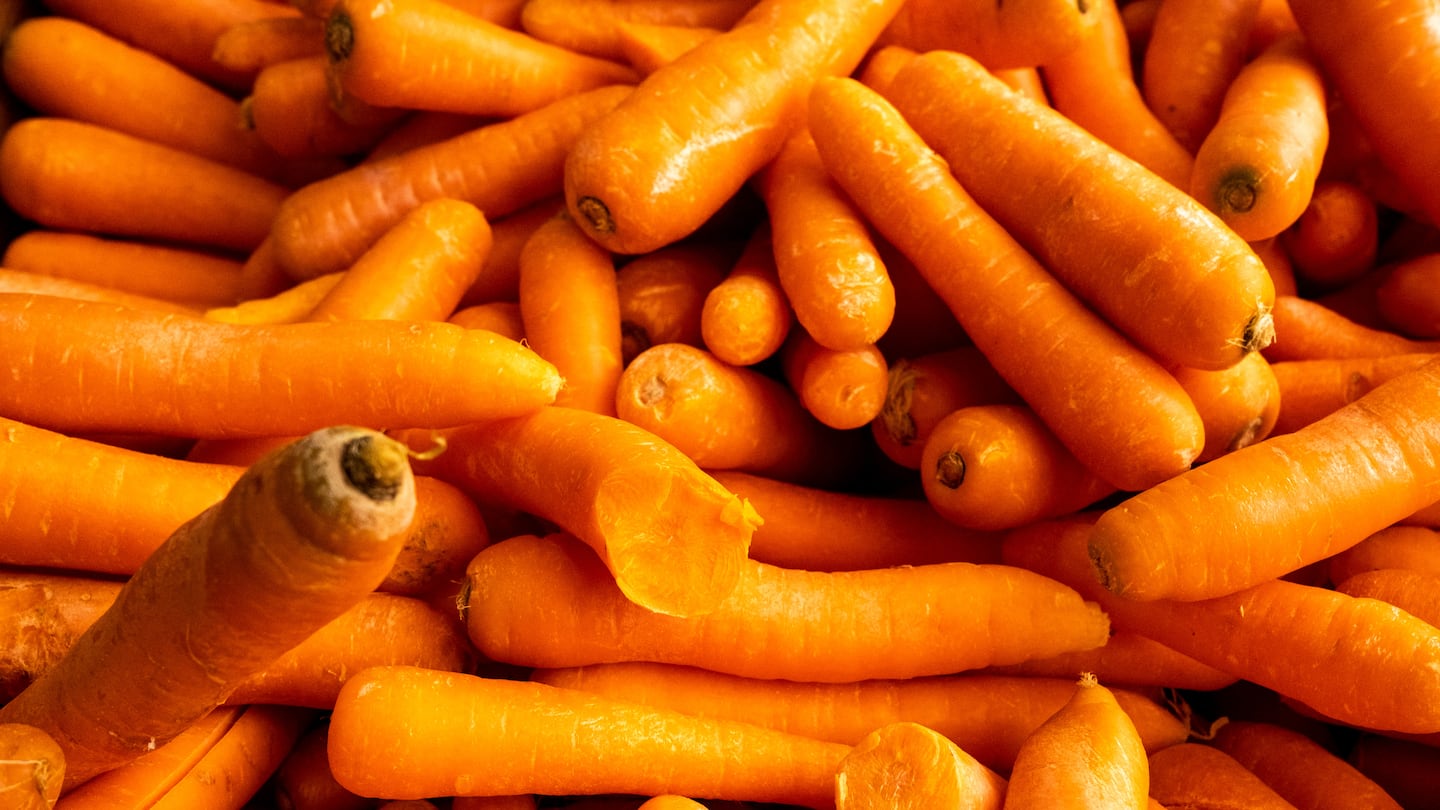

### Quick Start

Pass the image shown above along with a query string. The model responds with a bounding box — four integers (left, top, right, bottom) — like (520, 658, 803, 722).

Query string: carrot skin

(0, 722, 65, 810)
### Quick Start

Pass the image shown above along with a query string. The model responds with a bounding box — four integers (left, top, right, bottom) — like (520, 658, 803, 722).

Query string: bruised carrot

(1169, 351, 1281, 463)
(205, 272, 345, 325)
(245, 55, 402, 160)
(835, 721, 1006, 810)
(519, 0, 757, 61)
(1269, 353, 1437, 435)
(212, 14, 327, 74)
(0, 723, 64, 810)
(1263, 295, 1440, 362)
(0, 426, 416, 788)
(1375, 252, 1440, 338)
(0, 269, 202, 317)
(616, 243, 732, 365)
(1148, 743, 1298, 810)
(875, 0, 1099, 70)
(1211, 720, 1405, 810)
(699, 224, 793, 367)
(870, 347, 1020, 470)
(326, 665, 850, 806)
(982, 631, 1238, 692)
(2, 231, 245, 309)
(778, 331, 888, 431)
(1326, 525, 1440, 587)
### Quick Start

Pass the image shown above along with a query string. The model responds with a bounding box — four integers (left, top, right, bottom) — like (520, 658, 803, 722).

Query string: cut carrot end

(935, 451, 966, 490)
(575, 196, 616, 236)
(340, 434, 411, 503)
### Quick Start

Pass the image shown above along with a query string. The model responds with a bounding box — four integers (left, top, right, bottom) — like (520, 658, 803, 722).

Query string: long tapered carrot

(1210, 720, 1405, 810)
(2, 231, 245, 309)
(0, 269, 203, 317)
(1141, 0, 1261, 153)
(1148, 743, 1299, 810)
(465, 531, 1110, 681)
(835, 721, 1006, 810)
(0, 426, 416, 789)
(326, 665, 851, 806)
(0, 294, 562, 439)
(0, 118, 288, 254)
(270, 83, 632, 280)
(875, 0, 1098, 70)
(519, 0, 758, 61)
(1269, 353, 1437, 435)
(0, 723, 64, 810)
(1263, 295, 1440, 362)
(807, 75, 1204, 492)
(699, 223, 793, 367)
(562, 0, 906, 255)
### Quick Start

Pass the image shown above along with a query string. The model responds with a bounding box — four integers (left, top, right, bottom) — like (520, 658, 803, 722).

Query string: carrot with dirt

(779, 331, 889, 431)
(874, 0, 1099, 70)
(0, 118, 288, 254)
(871, 346, 1020, 470)
(212, 14, 327, 75)
(326, 0, 637, 117)
(807, 75, 1204, 492)
(563, 0, 907, 255)
(699, 224, 793, 367)
(0, 723, 64, 810)
(615, 243, 733, 365)
(1148, 743, 1299, 810)
(1326, 525, 1440, 586)
(1268, 353, 1436, 435)
(243, 55, 404, 161)
(2, 231, 245, 309)
(835, 722, 1006, 810)
(519, 0, 758, 61)
(0, 426, 416, 789)
(1281, 180, 1379, 290)
(1169, 350, 1281, 463)
(1263, 295, 1440, 362)
(326, 665, 850, 806)
(0, 293, 562, 439)
(271, 83, 631, 280)
(880, 50, 1276, 373)
(1376, 252, 1440, 338)
(1211, 720, 1405, 810)
(393, 405, 760, 618)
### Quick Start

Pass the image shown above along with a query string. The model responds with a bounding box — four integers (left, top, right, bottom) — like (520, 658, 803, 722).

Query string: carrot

(361, 111, 489, 163)
(614, 342, 868, 486)
(921, 404, 1118, 532)
(1346, 734, 1440, 810)
(808, 75, 1204, 492)
(756, 126, 895, 351)
(1326, 525, 1440, 586)
(452, 796, 540, 810)
(326, 665, 850, 806)
(1375, 252, 1440, 338)
(615, 21, 722, 76)
(1211, 720, 1406, 810)
(870, 346, 1020, 470)
(0, 293, 562, 438)
(306, 197, 491, 323)
(1251, 235, 1300, 298)
(271, 83, 631, 280)
(457, 197, 560, 308)
(244, 55, 403, 160)
(1268, 353, 1437, 435)
(1169, 350, 1281, 463)
(519, 0, 758, 61)
(1141, 0, 1261, 153)
(699, 223, 793, 367)
(1002, 673, 1150, 810)
(1147, 743, 1299, 810)
(513, 211, 624, 415)
(615, 243, 732, 365)
(0, 269, 203, 317)
(708, 469, 1003, 571)
(0, 570, 124, 704)
(1189, 32, 1329, 242)
(0, 723, 64, 810)
(1263, 295, 1440, 362)
(2, 231, 245, 309)
(530, 663, 1191, 774)
(212, 14, 327, 74)
(778, 331, 888, 431)
(465, 531, 1111, 681)
(0, 426, 416, 789)
(269, 718, 373, 810)
(449, 301, 526, 341)
(1087, 355, 1440, 601)
(1, 16, 283, 180)
(205, 272, 345, 325)
(326, 0, 637, 117)
(0, 117, 288, 254)
(394, 405, 760, 618)
(1335, 568, 1440, 629)
(835, 721, 1006, 810)
(234, 236, 295, 302)
(880, 50, 1276, 372)
(873, 241, 970, 360)
(1038, 0, 1193, 190)
(1282, 180, 1380, 290)
(982, 631, 1239, 692)
(875, 0, 1099, 70)
(562, 0, 907, 255)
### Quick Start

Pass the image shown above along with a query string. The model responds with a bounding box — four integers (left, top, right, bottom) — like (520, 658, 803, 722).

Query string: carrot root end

(1239, 303, 1276, 354)
(934, 450, 966, 490)
(324, 8, 355, 63)
(575, 196, 616, 236)
(340, 434, 410, 503)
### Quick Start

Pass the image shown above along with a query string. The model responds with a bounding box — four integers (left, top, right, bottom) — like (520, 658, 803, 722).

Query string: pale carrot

(835, 722, 1006, 810)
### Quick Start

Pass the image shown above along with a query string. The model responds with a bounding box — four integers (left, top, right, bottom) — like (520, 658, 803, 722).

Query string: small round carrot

(269, 718, 373, 810)
(920, 404, 1117, 532)
(875, 0, 1100, 70)
(1326, 525, 1440, 586)
(211, 14, 327, 75)
(0, 426, 416, 789)
(1281, 180, 1380, 290)
(1141, 0, 1261, 153)
(835, 721, 1007, 810)
(870, 346, 1020, 470)
(615, 243, 732, 365)
(699, 223, 793, 367)
(0, 723, 65, 810)
(449, 301, 526, 341)
(1189, 32, 1329, 242)
(519, 0, 757, 61)
(1211, 720, 1405, 810)
(982, 630, 1238, 692)
(778, 331, 888, 431)
(1169, 350, 1281, 463)
(1375, 252, 1440, 338)
(1268, 353, 1437, 435)
(0, 269, 203, 317)
(1002, 673, 1150, 810)
(2, 231, 245, 309)
(0, 117, 289, 254)
(245, 55, 402, 160)
(1335, 568, 1440, 629)
(1262, 295, 1440, 362)
(205, 272, 345, 325)
(1147, 743, 1298, 810)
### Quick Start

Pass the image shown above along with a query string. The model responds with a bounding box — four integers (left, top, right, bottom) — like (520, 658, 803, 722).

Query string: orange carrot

(1189, 32, 1329, 242)
(0, 722, 64, 810)
(0, 426, 416, 789)
(205, 272, 345, 325)
(835, 721, 1006, 810)
(615, 21, 722, 76)
(982, 631, 1238, 692)
(870, 346, 1020, 470)
(1263, 295, 1440, 362)
(326, 0, 637, 117)
(457, 197, 560, 307)
(0, 570, 123, 704)
(449, 301, 526, 341)
(211, 14, 327, 75)
(1002, 673, 1150, 810)
(636, 797, 706, 810)
(0, 117, 288, 253)
(244, 55, 403, 160)
(699, 223, 793, 367)
(615, 243, 732, 365)
(1281, 180, 1380, 290)
(519, 0, 758, 61)
(234, 236, 295, 302)
(0, 269, 203, 317)
(1252, 235, 1300, 298)
(361, 111, 489, 163)
(1211, 720, 1406, 810)
(875, 0, 1099, 70)
(395, 405, 760, 618)
(2, 231, 245, 309)
(1335, 568, 1440, 630)
(1346, 734, 1440, 810)
(562, 0, 907, 254)
(778, 331, 888, 431)
(1141, 0, 1261, 153)
(465, 531, 1111, 682)
(1147, 743, 1299, 810)
(1268, 353, 1437, 435)
(1376, 252, 1440, 338)
(808, 75, 1204, 492)
(0, 293, 562, 439)
(881, 49, 1276, 372)
(1326, 525, 1440, 586)
(269, 718, 374, 810)
(1169, 350, 1281, 463)
(271, 83, 631, 279)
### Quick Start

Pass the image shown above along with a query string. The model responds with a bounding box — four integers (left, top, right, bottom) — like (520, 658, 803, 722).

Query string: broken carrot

(835, 721, 1006, 810)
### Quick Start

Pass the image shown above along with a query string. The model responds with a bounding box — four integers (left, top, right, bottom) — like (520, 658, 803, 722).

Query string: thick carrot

(270, 83, 631, 280)
(1189, 32, 1329, 242)
(1211, 720, 1405, 810)
(1169, 350, 1281, 463)
(880, 49, 1276, 372)
(808, 75, 1204, 492)
(982, 631, 1238, 692)
(562, 0, 906, 254)
(1002, 673, 1150, 810)
(449, 301, 526, 341)
(465, 531, 1111, 681)
(326, 665, 851, 806)
(699, 223, 793, 367)
(870, 346, 1020, 470)
(1087, 355, 1440, 601)
(530, 663, 1191, 774)
(875, 0, 1099, 70)
(1376, 252, 1440, 338)
(0, 426, 416, 789)
(517, 211, 624, 415)
(835, 721, 1006, 810)
(326, 0, 637, 117)
(0, 118, 288, 254)
(205, 272, 345, 325)
(519, 0, 758, 61)
(1141, 0, 1261, 153)
(778, 331, 888, 431)
(211, 14, 327, 75)
(269, 719, 373, 810)
(2, 231, 245, 309)
(615, 21, 722, 76)
(1281, 180, 1379, 289)
(1147, 743, 1299, 810)
(615, 243, 732, 365)
(1326, 525, 1440, 586)
(1265, 295, 1440, 362)
(1269, 353, 1437, 435)
(1335, 568, 1440, 629)
(0, 269, 202, 317)
(0, 723, 64, 810)
(244, 55, 402, 160)
(0, 293, 562, 438)
(394, 405, 760, 618)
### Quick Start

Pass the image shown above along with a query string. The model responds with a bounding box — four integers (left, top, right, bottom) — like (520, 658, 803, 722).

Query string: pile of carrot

(2, 0, 1440, 807)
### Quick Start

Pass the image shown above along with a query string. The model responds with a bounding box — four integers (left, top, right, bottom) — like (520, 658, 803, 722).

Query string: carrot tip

(340, 434, 410, 502)
(1240, 303, 1276, 354)
(878, 360, 918, 445)
(575, 196, 616, 236)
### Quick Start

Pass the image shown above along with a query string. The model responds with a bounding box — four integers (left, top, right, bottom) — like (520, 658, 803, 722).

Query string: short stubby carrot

(779, 332, 889, 431)
(834, 721, 1007, 810)
(699, 223, 793, 367)
(881, 50, 1277, 372)
(1169, 350, 1281, 463)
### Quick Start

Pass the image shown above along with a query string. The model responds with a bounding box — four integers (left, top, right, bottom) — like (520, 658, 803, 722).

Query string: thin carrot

(518, 211, 624, 415)
(0, 723, 64, 810)
(875, 0, 1100, 70)
(2, 231, 245, 309)
(1281, 180, 1380, 290)
(562, 0, 907, 255)
(270, 83, 631, 280)
(325, 0, 637, 117)
(808, 75, 1205, 492)
(1268, 353, 1437, 435)
(212, 14, 327, 74)
(778, 331, 888, 431)
(449, 301, 526, 341)
(1169, 350, 1281, 463)
(1262, 295, 1440, 362)
(1326, 525, 1440, 587)
(465, 531, 1111, 681)
(699, 223, 793, 367)
(0, 269, 203, 317)
(1147, 743, 1299, 810)
(0, 293, 562, 439)
(1211, 720, 1406, 810)
(519, 0, 757, 61)
(1375, 252, 1440, 338)
(0, 426, 416, 789)
(1141, 0, 1261, 153)
(615, 243, 732, 365)
(880, 49, 1276, 372)
(615, 21, 722, 76)
(982, 631, 1239, 692)
(0, 117, 288, 253)
(244, 55, 403, 160)
(394, 405, 761, 618)
(870, 346, 1020, 470)
(835, 721, 1006, 810)
(205, 272, 345, 325)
